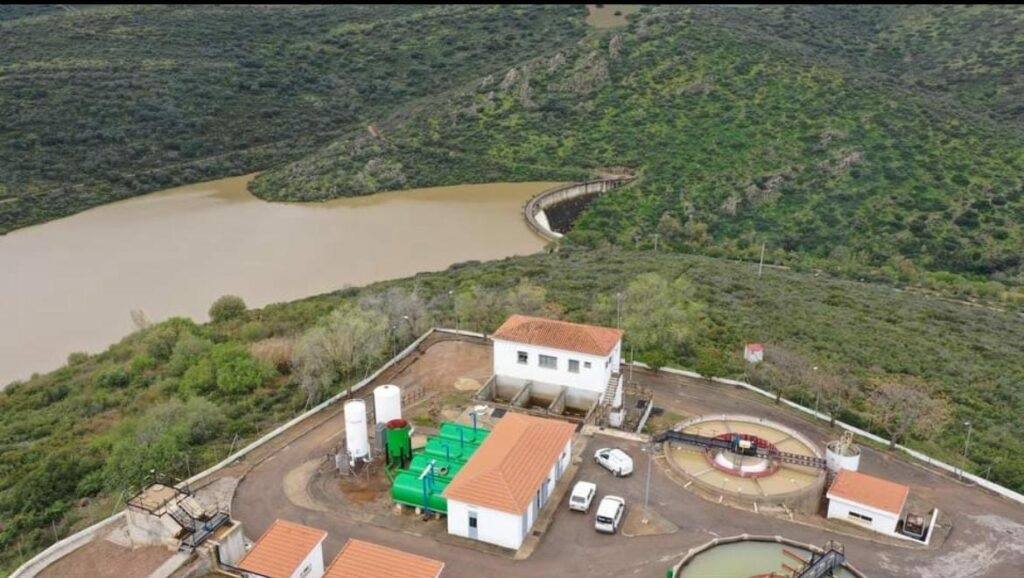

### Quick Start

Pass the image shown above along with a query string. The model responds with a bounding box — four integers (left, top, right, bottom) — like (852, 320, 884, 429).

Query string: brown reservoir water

(1, 175, 553, 386)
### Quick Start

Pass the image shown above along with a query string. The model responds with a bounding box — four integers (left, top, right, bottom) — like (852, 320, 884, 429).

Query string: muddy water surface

(1, 175, 554, 385)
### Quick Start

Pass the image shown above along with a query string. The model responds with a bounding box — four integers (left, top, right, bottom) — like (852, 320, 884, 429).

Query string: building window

(847, 511, 872, 523)
(568, 359, 580, 373)
(517, 351, 528, 364)
(539, 355, 557, 369)
(469, 512, 478, 529)
(584, 361, 592, 369)
(300, 564, 312, 578)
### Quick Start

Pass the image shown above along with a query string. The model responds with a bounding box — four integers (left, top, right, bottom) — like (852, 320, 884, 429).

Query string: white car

(568, 481, 597, 512)
(594, 495, 626, 534)
(594, 448, 634, 477)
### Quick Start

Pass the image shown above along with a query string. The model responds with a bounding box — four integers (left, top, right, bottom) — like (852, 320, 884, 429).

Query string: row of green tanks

(388, 420, 490, 514)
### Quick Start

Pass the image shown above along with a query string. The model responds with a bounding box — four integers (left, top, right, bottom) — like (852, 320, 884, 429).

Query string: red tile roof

(237, 519, 326, 578)
(491, 314, 623, 356)
(325, 539, 444, 578)
(443, 413, 576, 514)
(827, 470, 909, 515)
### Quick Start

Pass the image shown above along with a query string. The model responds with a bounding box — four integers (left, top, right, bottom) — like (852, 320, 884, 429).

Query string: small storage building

(324, 538, 444, 578)
(743, 343, 764, 363)
(826, 469, 909, 536)
(237, 519, 327, 578)
(443, 413, 576, 550)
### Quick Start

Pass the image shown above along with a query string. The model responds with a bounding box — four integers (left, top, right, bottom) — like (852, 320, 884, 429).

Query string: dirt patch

(454, 377, 481, 391)
(38, 536, 172, 578)
(283, 458, 329, 512)
(339, 470, 392, 504)
(622, 506, 679, 537)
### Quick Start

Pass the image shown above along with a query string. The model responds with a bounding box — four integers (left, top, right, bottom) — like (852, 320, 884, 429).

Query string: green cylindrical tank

(438, 422, 489, 445)
(408, 454, 459, 481)
(424, 437, 478, 463)
(386, 419, 412, 468)
(391, 471, 449, 512)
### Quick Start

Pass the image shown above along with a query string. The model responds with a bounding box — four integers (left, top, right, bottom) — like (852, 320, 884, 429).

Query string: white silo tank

(373, 384, 402, 425)
(344, 400, 370, 463)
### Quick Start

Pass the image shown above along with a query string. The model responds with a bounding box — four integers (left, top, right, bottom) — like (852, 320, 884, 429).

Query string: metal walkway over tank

(652, 430, 827, 470)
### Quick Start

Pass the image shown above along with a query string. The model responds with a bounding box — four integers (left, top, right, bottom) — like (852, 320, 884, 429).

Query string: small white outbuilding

(443, 412, 576, 550)
(237, 519, 327, 578)
(826, 469, 909, 536)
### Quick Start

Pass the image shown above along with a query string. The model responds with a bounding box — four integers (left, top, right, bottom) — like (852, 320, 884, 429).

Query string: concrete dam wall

(523, 177, 634, 241)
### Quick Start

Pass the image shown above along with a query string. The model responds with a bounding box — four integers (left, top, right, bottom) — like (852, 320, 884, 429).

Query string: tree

(209, 342, 275, 396)
(504, 278, 556, 317)
(871, 379, 950, 448)
(209, 295, 247, 323)
(359, 286, 433, 345)
(454, 284, 507, 333)
(292, 305, 388, 406)
(612, 273, 703, 369)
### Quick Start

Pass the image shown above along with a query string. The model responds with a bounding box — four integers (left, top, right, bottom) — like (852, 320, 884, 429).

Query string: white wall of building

(826, 496, 899, 535)
(447, 439, 572, 550)
(493, 339, 618, 395)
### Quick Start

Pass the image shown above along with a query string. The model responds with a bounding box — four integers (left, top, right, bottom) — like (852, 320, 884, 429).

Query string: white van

(594, 448, 634, 477)
(594, 495, 626, 534)
(568, 481, 597, 512)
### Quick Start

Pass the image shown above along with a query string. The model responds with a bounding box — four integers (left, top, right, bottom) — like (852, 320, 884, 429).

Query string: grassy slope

(253, 5, 1023, 292)
(0, 249, 1021, 572)
(0, 4, 588, 232)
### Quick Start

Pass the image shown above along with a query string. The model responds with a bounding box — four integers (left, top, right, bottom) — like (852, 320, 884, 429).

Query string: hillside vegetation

(253, 4, 1023, 297)
(1, 249, 1021, 572)
(0, 4, 588, 232)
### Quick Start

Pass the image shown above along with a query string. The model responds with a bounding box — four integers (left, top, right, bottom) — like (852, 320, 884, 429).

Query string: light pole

(615, 291, 624, 329)
(959, 421, 972, 481)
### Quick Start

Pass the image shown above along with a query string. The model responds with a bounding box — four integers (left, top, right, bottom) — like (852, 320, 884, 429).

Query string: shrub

(95, 367, 131, 390)
(209, 295, 247, 323)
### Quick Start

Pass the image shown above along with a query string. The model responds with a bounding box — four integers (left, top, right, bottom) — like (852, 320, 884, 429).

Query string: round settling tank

(826, 440, 862, 472)
(373, 384, 402, 425)
(663, 415, 826, 514)
(672, 536, 863, 578)
(344, 400, 370, 462)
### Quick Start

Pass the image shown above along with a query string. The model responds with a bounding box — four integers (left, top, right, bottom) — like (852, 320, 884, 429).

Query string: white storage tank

(344, 400, 370, 463)
(825, 439, 861, 473)
(373, 384, 402, 425)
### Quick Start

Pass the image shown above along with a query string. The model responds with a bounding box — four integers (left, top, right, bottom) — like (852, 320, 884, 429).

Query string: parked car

(594, 495, 626, 534)
(594, 448, 634, 477)
(568, 481, 597, 512)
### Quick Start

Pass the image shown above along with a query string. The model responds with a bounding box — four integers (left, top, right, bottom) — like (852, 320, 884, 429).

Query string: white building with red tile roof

(826, 469, 910, 535)
(237, 519, 327, 578)
(443, 412, 576, 550)
(491, 315, 624, 408)
(324, 539, 444, 578)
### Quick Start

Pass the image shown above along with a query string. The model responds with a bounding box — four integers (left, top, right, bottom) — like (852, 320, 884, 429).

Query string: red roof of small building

(491, 314, 623, 356)
(325, 539, 444, 578)
(443, 413, 576, 514)
(827, 470, 909, 515)
(237, 519, 326, 578)
(745, 343, 764, 352)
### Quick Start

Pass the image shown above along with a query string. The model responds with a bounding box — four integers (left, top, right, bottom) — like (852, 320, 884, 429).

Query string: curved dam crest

(0, 175, 558, 386)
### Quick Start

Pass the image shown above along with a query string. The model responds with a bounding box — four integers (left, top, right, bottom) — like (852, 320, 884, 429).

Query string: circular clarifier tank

(664, 415, 826, 512)
(673, 537, 863, 578)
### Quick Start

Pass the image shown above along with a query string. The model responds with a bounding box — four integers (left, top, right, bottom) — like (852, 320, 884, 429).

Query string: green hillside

(1, 249, 1021, 572)
(253, 5, 1023, 297)
(0, 4, 588, 232)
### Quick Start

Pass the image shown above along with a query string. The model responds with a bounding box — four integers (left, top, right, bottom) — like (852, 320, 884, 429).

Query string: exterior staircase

(601, 372, 621, 406)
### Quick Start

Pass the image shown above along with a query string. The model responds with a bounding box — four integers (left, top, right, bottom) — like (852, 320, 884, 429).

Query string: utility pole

(643, 444, 653, 522)
(758, 242, 766, 277)
(615, 291, 624, 329)
(652, 233, 660, 252)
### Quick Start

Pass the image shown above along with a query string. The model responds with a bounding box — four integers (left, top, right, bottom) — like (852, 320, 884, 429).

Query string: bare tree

(871, 380, 950, 448)
(359, 286, 433, 344)
(130, 309, 151, 331)
(292, 306, 388, 407)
